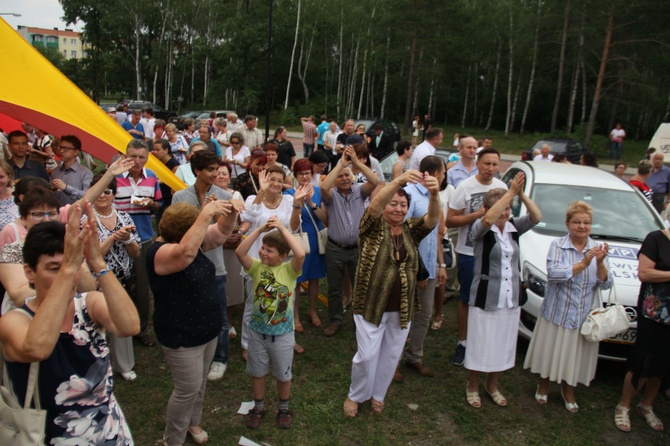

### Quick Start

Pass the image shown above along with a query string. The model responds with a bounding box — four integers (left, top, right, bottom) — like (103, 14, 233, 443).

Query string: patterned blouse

(352, 210, 433, 328)
(0, 197, 18, 232)
(91, 210, 141, 281)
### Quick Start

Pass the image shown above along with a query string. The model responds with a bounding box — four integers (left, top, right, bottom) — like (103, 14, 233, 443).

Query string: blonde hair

(165, 123, 177, 132)
(565, 201, 592, 223)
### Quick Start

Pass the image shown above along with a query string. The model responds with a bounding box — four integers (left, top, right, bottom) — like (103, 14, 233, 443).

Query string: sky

(0, 0, 83, 31)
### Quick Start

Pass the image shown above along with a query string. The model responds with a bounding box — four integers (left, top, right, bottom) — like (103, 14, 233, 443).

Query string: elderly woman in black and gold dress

(343, 169, 441, 417)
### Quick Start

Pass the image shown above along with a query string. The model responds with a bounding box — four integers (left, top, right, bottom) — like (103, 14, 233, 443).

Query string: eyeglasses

(102, 189, 114, 196)
(59, 146, 76, 151)
(30, 211, 59, 221)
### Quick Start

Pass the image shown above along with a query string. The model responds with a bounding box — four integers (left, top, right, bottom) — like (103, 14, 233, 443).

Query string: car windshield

(532, 141, 569, 154)
(530, 184, 663, 242)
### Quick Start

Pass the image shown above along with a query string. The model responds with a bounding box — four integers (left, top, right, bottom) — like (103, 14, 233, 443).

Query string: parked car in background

(119, 100, 177, 122)
(379, 147, 452, 182)
(355, 118, 401, 145)
(521, 138, 588, 164)
(168, 111, 202, 130)
(503, 161, 666, 361)
(196, 110, 236, 124)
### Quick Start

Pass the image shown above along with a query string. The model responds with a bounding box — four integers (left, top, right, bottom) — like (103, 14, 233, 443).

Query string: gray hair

(483, 188, 507, 209)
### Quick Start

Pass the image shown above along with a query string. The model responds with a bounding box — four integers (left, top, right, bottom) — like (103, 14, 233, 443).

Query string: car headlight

(523, 262, 547, 298)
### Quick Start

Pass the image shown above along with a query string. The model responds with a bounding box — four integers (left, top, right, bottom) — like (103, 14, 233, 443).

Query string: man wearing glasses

(6, 130, 50, 182)
(50, 135, 93, 206)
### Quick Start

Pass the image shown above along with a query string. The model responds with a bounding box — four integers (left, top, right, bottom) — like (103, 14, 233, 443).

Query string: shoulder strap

(0, 307, 42, 409)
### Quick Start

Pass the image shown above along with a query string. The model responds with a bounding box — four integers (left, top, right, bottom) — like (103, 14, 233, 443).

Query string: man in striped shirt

(115, 139, 162, 346)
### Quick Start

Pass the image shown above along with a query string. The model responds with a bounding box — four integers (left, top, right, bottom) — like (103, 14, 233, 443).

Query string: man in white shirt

(446, 148, 508, 366)
(322, 121, 340, 171)
(141, 108, 156, 139)
(410, 127, 443, 170)
(533, 144, 554, 162)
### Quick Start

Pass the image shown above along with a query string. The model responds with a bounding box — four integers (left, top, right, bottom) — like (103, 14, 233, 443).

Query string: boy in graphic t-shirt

(235, 216, 305, 430)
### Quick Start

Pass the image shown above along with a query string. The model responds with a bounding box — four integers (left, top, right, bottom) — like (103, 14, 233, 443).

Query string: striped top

(115, 169, 162, 242)
(540, 235, 612, 329)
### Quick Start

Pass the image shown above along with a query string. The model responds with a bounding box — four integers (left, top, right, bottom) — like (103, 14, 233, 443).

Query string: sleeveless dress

(5, 294, 133, 445)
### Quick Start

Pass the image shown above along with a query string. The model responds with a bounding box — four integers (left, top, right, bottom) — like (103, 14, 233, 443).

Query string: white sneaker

(207, 361, 227, 381)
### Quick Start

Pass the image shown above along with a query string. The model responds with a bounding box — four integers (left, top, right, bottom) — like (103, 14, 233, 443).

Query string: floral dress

(6, 294, 133, 445)
(88, 211, 141, 282)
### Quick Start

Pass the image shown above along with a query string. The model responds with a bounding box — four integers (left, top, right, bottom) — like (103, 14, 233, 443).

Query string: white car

(502, 161, 667, 361)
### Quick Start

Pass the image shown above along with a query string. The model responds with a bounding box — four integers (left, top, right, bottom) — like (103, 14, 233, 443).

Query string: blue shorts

(457, 254, 475, 304)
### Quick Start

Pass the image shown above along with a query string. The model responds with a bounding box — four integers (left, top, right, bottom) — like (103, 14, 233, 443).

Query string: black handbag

(417, 256, 430, 282)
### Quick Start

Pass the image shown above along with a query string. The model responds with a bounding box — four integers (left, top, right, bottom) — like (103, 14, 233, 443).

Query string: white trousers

(348, 312, 410, 403)
(241, 278, 254, 350)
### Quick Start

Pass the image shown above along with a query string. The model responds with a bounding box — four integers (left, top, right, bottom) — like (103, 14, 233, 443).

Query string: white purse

(581, 286, 631, 342)
(304, 203, 327, 255)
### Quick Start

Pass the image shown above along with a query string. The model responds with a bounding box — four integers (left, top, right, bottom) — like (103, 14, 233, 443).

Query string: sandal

(466, 384, 481, 409)
(485, 387, 507, 407)
(614, 404, 631, 432)
(431, 319, 443, 330)
(560, 387, 579, 413)
(371, 398, 385, 414)
(343, 398, 358, 418)
(187, 427, 209, 444)
(637, 404, 664, 431)
(534, 385, 548, 405)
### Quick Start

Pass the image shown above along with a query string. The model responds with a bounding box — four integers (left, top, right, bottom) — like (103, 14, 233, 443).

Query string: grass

(114, 294, 670, 446)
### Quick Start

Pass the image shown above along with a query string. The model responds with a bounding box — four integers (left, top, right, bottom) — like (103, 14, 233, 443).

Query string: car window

(379, 152, 399, 182)
(530, 184, 663, 241)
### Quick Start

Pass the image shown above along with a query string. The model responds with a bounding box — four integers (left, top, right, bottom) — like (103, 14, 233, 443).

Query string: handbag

(581, 286, 631, 342)
(640, 283, 670, 325)
(289, 228, 311, 257)
(304, 203, 327, 255)
(0, 310, 47, 445)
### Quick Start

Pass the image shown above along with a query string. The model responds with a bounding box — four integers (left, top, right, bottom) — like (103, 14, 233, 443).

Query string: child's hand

(265, 216, 284, 231)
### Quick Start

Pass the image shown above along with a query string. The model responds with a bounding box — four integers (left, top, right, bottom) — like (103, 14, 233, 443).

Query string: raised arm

(368, 169, 423, 218)
(153, 200, 231, 275)
(202, 199, 244, 251)
(481, 172, 524, 230)
(75, 158, 134, 212)
(422, 175, 442, 231)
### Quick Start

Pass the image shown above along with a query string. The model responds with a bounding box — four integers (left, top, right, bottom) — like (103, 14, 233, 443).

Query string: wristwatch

(91, 265, 112, 279)
(439, 263, 447, 268)
(310, 203, 317, 210)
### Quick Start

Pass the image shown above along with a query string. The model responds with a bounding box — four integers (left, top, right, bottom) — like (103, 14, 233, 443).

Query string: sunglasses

(102, 189, 114, 196)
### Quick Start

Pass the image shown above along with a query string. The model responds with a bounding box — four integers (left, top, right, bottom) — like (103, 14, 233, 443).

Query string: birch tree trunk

(520, 0, 541, 136)
(403, 28, 418, 134)
(336, 8, 343, 118)
(585, 8, 614, 146)
(283, 0, 301, 112)
(550, 0, 570, 133)
(504, 12, 514, 137)
(510, 76, 521, 132)
(461, 63, 471, 128)
(485, 42, 501, 132)
(580, 59, 587, 124)
(380, 29, 390, 119)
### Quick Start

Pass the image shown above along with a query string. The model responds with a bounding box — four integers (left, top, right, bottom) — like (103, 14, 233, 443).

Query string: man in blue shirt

(401, 155, 447, 379)
(647, 151, 670, 213)
(316, 115, 330, 152)
(122, 110, 146, 140)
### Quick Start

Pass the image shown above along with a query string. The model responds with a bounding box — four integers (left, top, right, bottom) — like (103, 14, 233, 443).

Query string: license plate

(603, 328, 637, 345)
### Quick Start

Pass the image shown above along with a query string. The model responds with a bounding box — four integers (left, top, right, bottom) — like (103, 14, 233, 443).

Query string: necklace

(94, 208, 115, 219)
(392, 233, 403, 262)
(264, 194, 281, 208)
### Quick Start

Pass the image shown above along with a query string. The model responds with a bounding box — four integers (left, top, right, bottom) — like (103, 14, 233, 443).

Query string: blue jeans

(457, 254, 475, 304)
(610, 142, 622, 160)
(303, 143, 314, 158)
(213, 275, 229, 364)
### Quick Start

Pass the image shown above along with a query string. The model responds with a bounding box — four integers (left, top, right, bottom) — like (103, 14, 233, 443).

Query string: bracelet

(439, 263, 447, 268)
(123, 238, 134, 245)
(91, 265, 112, 279)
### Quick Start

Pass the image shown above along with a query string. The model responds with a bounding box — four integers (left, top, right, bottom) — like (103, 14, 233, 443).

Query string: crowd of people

(0, 114, 668, 445)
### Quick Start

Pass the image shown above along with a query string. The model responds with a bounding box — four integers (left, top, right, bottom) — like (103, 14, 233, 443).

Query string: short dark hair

(419, 155, 443, 175)
(153, 138, 171, 153)
(13, 176, 50, 205)
(142, 107, 154, 116)
(263, 143, 279, 153)
(373, 123, 383, 132)
(19, 187, 59, 218)
(91, 171, 117, 195)
(396, 141, 412, 157)
(23, 221, 66, 271)
(638, 160, 652, 176)
(477, 148, 501, 161)
(265, 164, 286, 180)
(308, 150, 328, 165)
(7, 130, 27, 144)
(395, 187, 411, 208)
(60, 135, 82, 151)
(190, 150, 220, 175)
(244, 115, 256, 123)
(425, 127, 443, 141)
(262, 230, 290, 255)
